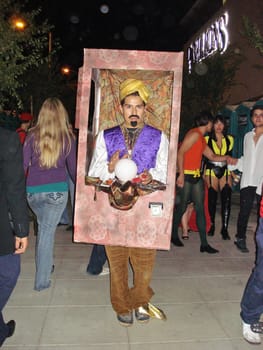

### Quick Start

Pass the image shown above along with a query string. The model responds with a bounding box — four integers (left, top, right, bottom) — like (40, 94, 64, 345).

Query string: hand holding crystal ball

(115, 159, 138, 183)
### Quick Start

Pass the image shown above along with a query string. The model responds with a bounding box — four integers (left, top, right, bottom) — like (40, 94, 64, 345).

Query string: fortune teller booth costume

(87, 79, 168, 324)
(73, 49, 184, 324)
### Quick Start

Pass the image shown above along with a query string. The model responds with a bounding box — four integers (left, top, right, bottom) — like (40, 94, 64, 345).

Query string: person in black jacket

(0, 126, 29, 347)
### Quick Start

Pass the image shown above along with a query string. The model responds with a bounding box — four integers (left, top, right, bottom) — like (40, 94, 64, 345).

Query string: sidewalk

(3, 192, 259, 349)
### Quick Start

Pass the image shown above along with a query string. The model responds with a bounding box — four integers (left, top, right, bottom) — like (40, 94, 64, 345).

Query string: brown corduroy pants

(105, 245, 156, 314)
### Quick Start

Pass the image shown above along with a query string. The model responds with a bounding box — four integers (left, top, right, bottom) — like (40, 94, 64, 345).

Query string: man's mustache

(129, 115, 139, 119)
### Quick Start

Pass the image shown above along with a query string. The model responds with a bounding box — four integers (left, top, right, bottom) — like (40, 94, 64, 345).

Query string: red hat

(19, 112, 33, 121)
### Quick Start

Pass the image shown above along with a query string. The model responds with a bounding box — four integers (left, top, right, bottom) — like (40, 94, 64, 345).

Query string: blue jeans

(0, 254, 20, 345)
(27, 191, 68, 291)
(59, 176, 75, 225)
(60, 206, 70, 225)
(87, 245, 107, 275)
(241, 217, 263, 323)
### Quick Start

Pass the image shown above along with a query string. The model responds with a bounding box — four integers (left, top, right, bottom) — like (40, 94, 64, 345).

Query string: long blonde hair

(32, 97, 74, 168)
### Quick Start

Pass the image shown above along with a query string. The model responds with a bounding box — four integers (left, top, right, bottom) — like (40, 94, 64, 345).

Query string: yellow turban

(119, 79, 150, 103)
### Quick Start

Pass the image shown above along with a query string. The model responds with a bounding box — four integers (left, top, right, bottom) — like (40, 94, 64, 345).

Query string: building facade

(185, 0, 263, 104)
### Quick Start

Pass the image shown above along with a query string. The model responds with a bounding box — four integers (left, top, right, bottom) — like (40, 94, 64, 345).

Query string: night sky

(35, 0, 221, 69)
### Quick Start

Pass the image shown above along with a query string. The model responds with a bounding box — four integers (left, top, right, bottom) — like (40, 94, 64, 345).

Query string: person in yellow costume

(204, 115, 234, 240)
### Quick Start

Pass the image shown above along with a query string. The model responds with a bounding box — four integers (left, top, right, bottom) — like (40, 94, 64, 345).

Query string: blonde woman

(23, 98, 76, 291)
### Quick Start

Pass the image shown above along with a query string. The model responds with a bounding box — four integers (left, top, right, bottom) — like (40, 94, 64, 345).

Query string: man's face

(252, 109, 263, 128)
(120, 95, 145, 128)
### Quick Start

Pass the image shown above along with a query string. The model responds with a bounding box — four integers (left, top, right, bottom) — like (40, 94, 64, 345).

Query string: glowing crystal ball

(115, 159, 138, 183)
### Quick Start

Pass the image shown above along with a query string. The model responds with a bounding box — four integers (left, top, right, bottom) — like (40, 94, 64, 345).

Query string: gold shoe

(137, 303, 167, 321)
(135, 307, 150, 323)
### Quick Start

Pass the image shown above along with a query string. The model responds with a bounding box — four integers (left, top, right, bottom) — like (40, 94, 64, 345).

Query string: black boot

(207, 187, 218, 236)
(220, 184, 232, 240)
(171, 236, 184, 247)
(200, 244, 219, 254)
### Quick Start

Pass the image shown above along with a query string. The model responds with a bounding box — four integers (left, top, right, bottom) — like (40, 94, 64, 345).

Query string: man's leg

(240, 218, 263, 343)
(220, 184, 232, 240)
(0, 254, 20, 346)
(192, 179, 207, 246)
(207, 187, 218, 236)
(105, 246, 131, 314)
(235, 186, 257, 252)
(129, 247, 156, 309)
(86, 245, 107, 275)
(192, 179, 219, 253)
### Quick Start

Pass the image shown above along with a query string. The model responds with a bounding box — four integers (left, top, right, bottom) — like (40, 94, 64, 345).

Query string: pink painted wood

(74, 49, 183, 250)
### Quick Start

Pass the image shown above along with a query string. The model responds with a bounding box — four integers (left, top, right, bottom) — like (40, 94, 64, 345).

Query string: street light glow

(10, 16, 26, 30)
(61, 66, 71, 74)
(15, 20, 25, 29)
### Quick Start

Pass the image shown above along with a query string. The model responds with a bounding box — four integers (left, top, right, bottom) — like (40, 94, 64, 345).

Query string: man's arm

(149, 133, 169, 183)
(88, 131, 115, 181)
(203, 145, 237, 165)
(5, 132, 29, 253)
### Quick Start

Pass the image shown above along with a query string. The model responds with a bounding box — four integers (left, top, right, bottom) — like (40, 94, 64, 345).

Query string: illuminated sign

(187, 12, 229, 73)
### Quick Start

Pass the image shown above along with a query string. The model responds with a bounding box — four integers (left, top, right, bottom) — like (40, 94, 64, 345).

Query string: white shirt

(88, 128, 169, 184)
(229, 129, 263, 194)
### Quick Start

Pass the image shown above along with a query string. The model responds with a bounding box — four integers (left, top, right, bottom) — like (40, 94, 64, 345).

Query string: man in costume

(231, 102, 263, 253)
(0, 126, 29, 347)
(171, 111, 236, 252)
(88, 78, 168, 326)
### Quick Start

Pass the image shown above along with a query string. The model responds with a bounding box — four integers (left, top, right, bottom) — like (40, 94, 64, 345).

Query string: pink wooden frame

(74, 49, 183, 250)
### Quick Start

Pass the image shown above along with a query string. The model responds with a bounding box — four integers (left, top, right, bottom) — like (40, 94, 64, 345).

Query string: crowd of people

(0, 81, 262, 345)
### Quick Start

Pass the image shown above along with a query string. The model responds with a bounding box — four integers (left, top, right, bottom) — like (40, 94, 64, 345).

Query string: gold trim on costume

(184, 169, 201, 177)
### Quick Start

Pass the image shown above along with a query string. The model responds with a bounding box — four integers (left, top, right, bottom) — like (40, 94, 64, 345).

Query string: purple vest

(104, 125, 162, 174)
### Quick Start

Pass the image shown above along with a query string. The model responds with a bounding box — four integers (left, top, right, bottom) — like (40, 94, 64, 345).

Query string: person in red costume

(16, 112, 33, 144)
(172, 111, 236, 253)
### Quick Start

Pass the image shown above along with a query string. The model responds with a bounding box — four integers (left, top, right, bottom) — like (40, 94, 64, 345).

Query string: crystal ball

(115, 159, 138, 183)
